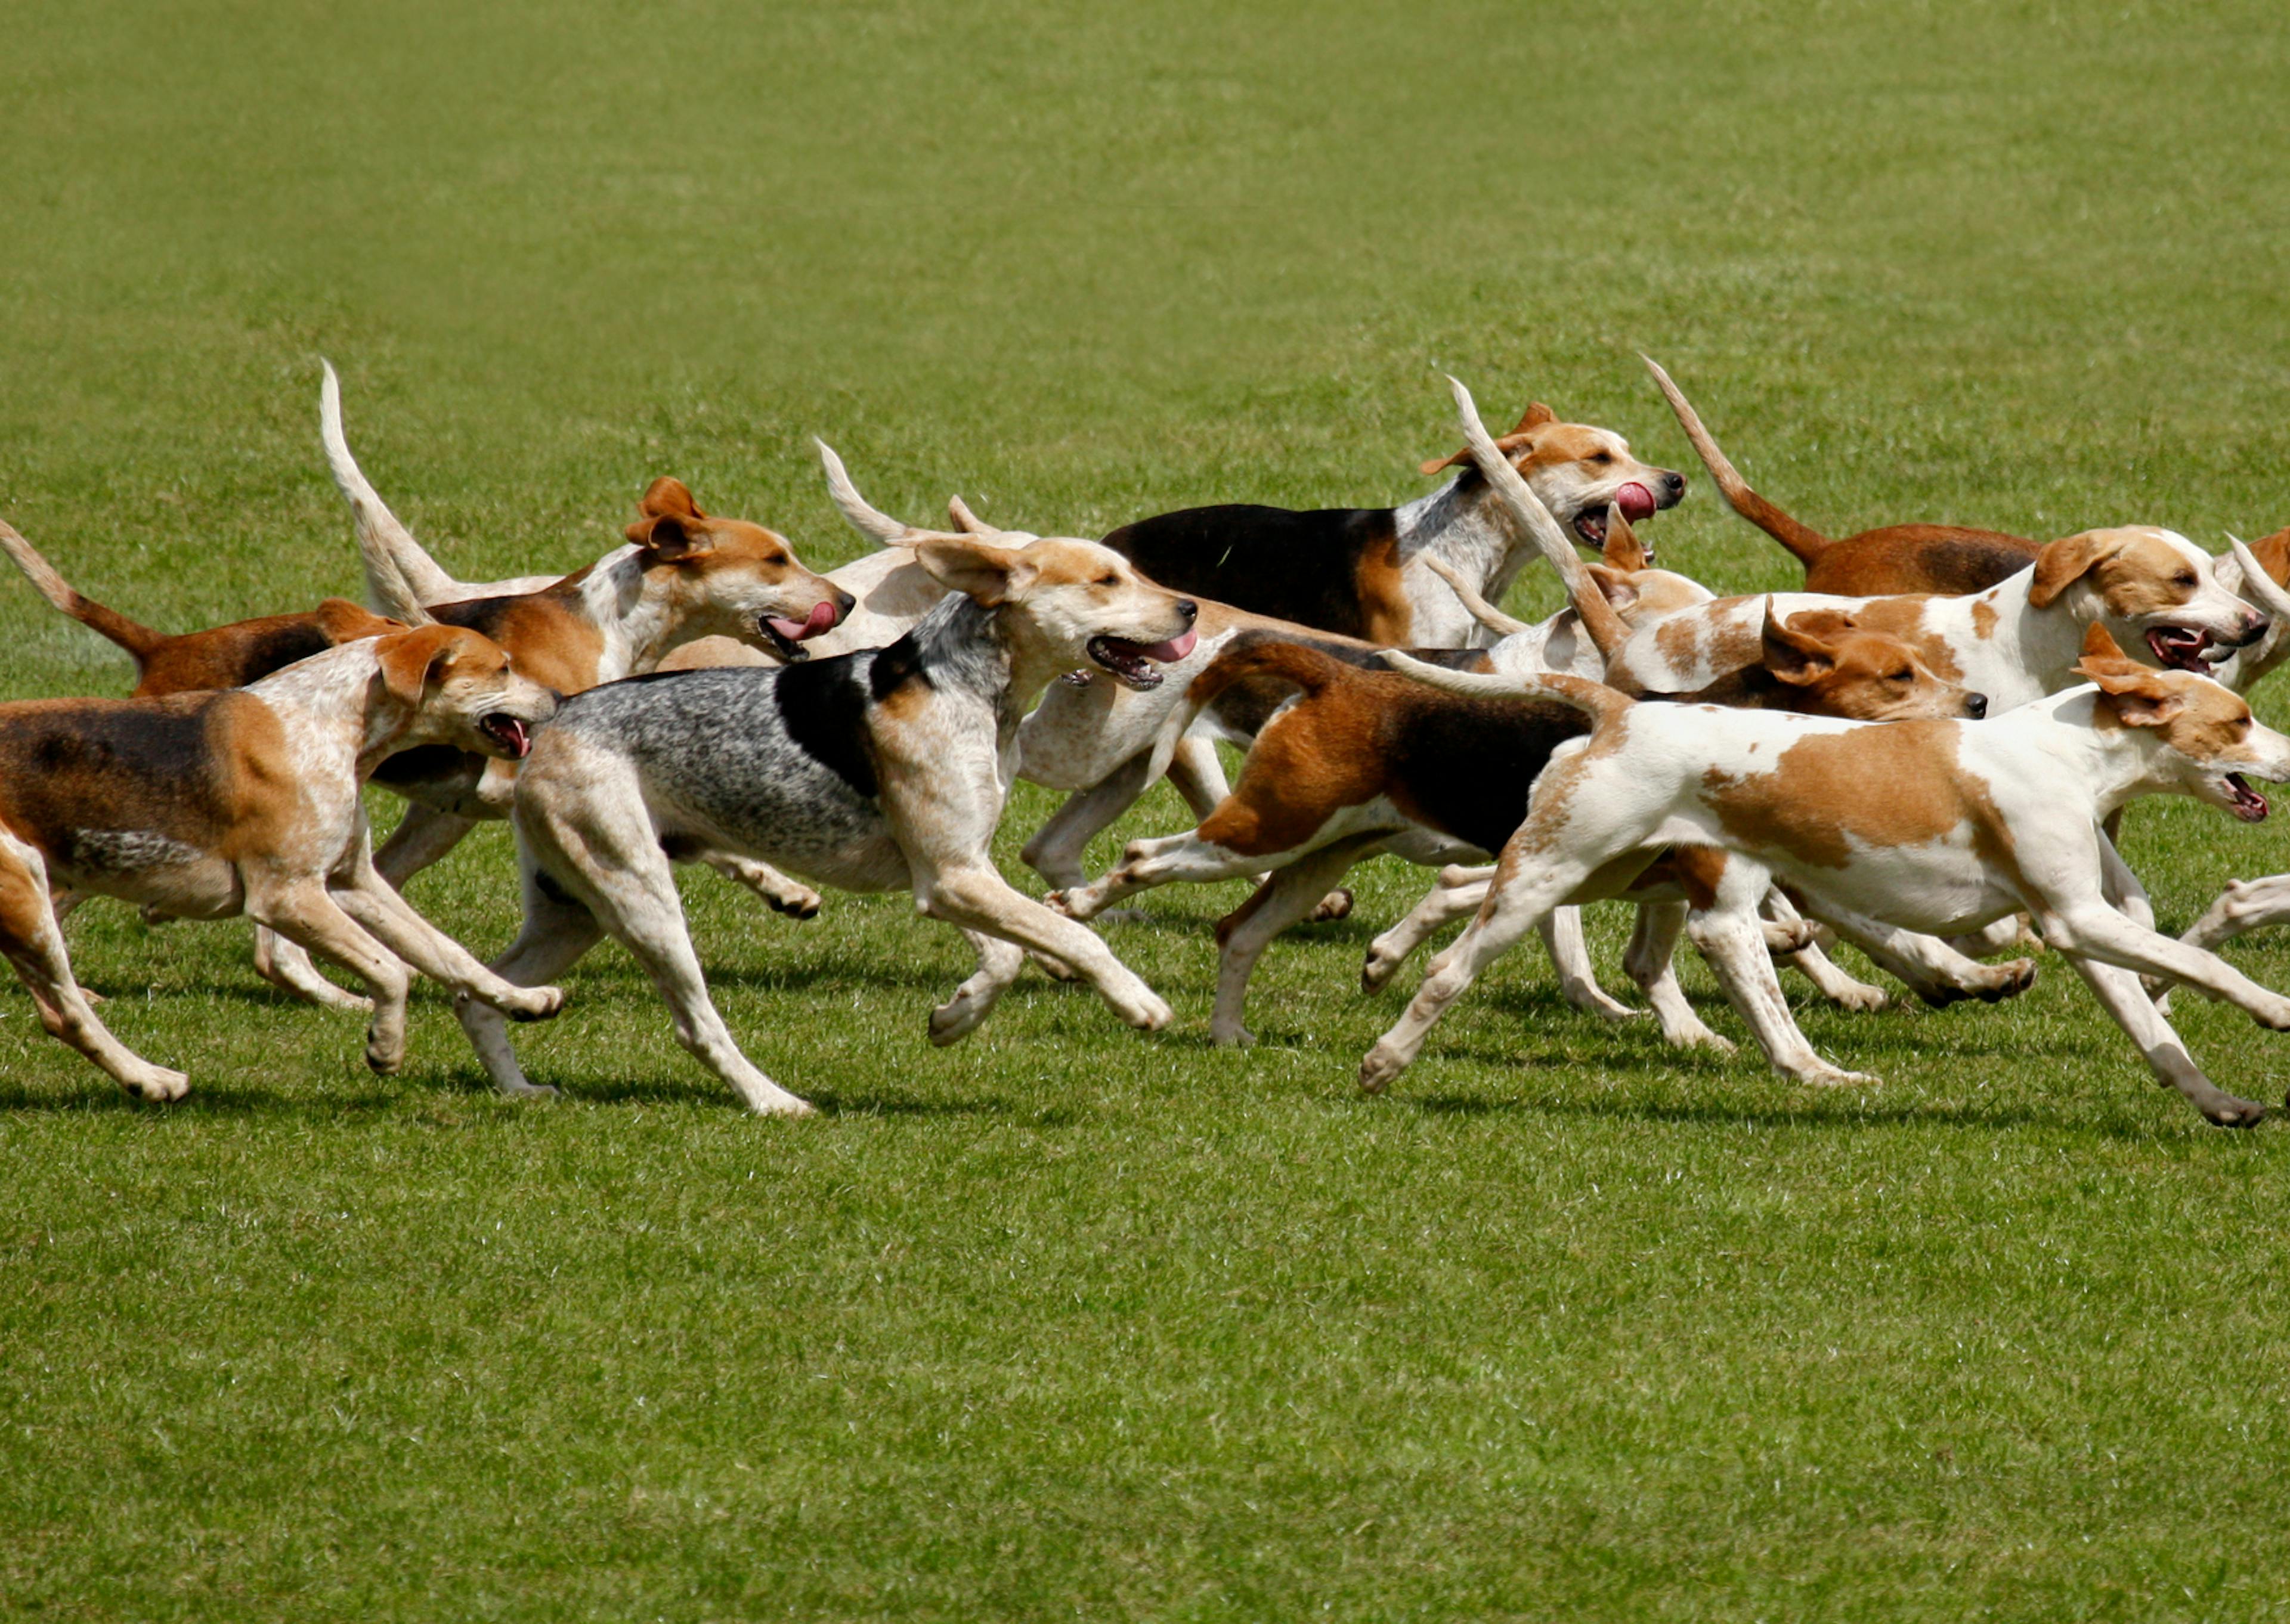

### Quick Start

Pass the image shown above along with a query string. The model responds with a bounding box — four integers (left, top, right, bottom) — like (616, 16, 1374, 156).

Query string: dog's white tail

(1422, 553, 1531, 639)
(816, 440, 931, 547)
(2222, 534, 2290, 691)
(321, 361, 465, 617)
(1445, 375, 1632, 660)
(1381, 649, 1633, 724)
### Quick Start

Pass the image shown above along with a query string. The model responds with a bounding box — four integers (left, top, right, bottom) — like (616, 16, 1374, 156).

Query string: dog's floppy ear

(1585, 564, 1639, 614)
(2074, 623, 2185, 725)
(374, 625, 461, 709)
(910, 537, 1036, 605)
(2029, 529, 2128, 608)
(627, 478, 713, 557)
(1760, 602, 1839, 686)
(1420, 401, 1554, 476)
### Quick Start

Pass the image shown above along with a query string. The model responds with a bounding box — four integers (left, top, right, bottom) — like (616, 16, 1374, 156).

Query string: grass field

(7, 2, 2290, 1617)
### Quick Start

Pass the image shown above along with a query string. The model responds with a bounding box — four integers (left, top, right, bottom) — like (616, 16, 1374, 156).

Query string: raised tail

(1380, 650, 1635, 726)
(0, 518, 166, 667)
(1444, 374, 1633, 662)
(320, 361, 466, 616)
(1640, 355, 1831, 568)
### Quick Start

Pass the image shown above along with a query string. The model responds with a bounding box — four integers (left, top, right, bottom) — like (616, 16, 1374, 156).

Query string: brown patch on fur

(2247, 525, 2290, 589)
(429, 590, 608, 694)
(1700, 724, 2016, 877)
(1802, 526, 2041, 596)
(1353, 531, 1413, 646)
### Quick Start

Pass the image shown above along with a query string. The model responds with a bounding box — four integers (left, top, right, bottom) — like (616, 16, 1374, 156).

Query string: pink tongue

(1614, 482, 1657, 522)
(769, 600, 841, 640)
(1138, 629, 1198, 662)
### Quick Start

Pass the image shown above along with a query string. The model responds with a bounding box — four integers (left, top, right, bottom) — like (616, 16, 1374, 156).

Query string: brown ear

(1586, 563, 1640, 614)
(2082, 667, 2186, 727)
(627, 510, 709, 559)
(315, 597, 401, 641)
(2075, 620, 2139, 674)
(911, 537, 1034, 605)
(1421, 403, 1551, 477)
(375, 626, 459, 709)
(1601, 510, 1648, 572)
(1762, 604, 1837, 686)
(2029, 530, 2126, 608)
(638, 477, 705, 520)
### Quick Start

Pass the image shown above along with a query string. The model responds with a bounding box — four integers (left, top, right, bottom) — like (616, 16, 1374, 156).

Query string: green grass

(7, 2, 2290, 1617)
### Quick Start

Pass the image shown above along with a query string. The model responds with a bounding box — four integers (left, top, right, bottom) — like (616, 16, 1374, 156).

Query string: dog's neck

(2001, 689, 2192, 819)
(575, 546, 703, 677)
(897, 594, 1025, 721)
(1394, 470, 1574, 646)
(246, 644, 413, 780)
(1979, 571, 2115, 705)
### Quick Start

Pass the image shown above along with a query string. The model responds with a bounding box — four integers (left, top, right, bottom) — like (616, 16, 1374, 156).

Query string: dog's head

(910, 534, 1200, 692)
(372, 625, 558, 761)
(2074, 624, 2290, 820)
(1761, 606, 1987, 721)
(626, 478, 855, 661)
(1423, 401, 1686, 554)
(2028, 526, 2268, 672)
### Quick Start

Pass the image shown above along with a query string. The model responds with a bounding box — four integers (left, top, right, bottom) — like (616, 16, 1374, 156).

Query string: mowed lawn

(6, 2, 2290, 1617)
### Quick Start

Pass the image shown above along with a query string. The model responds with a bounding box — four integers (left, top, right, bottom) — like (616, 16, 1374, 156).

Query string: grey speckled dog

(454, 471, 1202, 1115)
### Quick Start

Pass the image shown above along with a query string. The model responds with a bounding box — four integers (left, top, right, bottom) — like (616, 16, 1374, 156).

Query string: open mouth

(1571, 484, 1657, 553)
(2225, 772, 2270, 822)
(1087, 628, 1199, 691)
(2146, 625, 2220, 671)
(478, 713, 532, 760)
(760, 599, 841, 662)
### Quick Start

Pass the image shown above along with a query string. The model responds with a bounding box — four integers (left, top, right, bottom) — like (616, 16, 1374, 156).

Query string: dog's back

(1101, 504, 1399, 638)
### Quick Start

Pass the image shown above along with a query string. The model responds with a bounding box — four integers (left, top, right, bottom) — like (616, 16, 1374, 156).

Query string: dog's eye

(2176, 571, 2198, 587)
(1892, 668, 1913, 682)
(1589, 451, 1613, 465)
(1097, 574, 1119, 587)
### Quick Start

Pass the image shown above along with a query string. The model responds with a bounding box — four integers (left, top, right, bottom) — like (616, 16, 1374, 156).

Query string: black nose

(1175, 599, 1197, 622)
(1966, 692, 1988, 719)
(837, 590, 857, 615)
(1661, 470, 1686, 499)
(2246, 613, 2272, 646)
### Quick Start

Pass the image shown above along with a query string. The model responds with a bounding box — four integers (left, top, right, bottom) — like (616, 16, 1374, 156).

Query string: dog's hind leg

(1621, 901, 1732, 1053)
(1685, 865, 1873, 1086)
(1358, 851, 1598, 1094)
(0, 836, 188, 1101)
(1763, 889, 1887, 1011)
(1164, 733, 1231, 818)
(1210, 835, 1384, 1046)
(1542, 906, 1638, 1021)
(456, 861, 608, 1100)
(928, 931, 1031, 1046)
(1810, 904, 2037, 1008)
(2065, 954, 2266, 1127)
(1362, 867, 1491, 993)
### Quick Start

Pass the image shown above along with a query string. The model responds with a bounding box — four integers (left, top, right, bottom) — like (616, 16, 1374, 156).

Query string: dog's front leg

(1763, 890, 1887, 1012)
(1051, 831, 1290, 921)
(927, 929, 1031, 1046)
(1022, 751, 1163, 892)
(2181, 873, 2290, 954)
(329, 860, 564, 1024)
(694, 850, 824, 919)
(249, 926, 375, 1014)
(243, 876, 416, 1074)
(2096, 828, 2158, 932)
(917, 863, 1170, 1039)
(2039, 900, 2290, 1032)
(2063, 954, 2266, 1127)
(372, 803, 480, 891)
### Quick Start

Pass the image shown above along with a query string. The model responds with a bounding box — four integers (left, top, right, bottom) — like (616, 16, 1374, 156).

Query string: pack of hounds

(8, 359, 2290, 1127)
